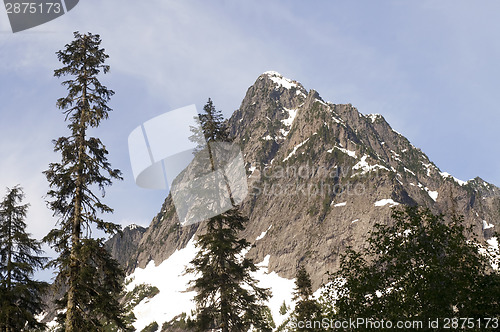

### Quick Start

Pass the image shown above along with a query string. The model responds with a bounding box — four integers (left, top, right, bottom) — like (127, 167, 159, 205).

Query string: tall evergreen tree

(290, 266, 322, 332)
(0, 186, 48, 331)
(187, 99, 271, 332)
(43, 32, 129, 332)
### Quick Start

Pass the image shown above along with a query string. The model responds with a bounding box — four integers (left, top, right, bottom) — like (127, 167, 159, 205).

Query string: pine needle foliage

(290, 267, 322, 332)
(43, 32, 130, 332)
(0, 186, 48, 331)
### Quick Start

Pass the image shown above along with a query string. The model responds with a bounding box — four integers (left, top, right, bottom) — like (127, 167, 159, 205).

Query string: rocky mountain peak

(261, 71, 307, 93)
(110, 71, 500, 290)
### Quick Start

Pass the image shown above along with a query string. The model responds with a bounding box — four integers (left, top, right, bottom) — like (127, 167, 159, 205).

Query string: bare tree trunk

(65, 72, 87, 332)
(65, 193, 81, 332)
(65, 137, 84, 332)
(204, 115, 232, 332)
(217, 217, 229, 332)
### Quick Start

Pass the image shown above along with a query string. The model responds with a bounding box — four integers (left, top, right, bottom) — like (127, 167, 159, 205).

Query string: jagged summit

(125, 224, 146, 231)
(259, 71, 308, 95)
(365, 113, 383, 123)
(262, 70, 282, 76)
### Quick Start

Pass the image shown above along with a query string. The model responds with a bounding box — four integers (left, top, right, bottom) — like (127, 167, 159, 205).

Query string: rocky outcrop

(105, 224, 147, 272)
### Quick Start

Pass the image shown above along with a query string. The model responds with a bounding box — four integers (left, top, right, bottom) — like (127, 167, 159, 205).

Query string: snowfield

(374, 199, 400, 207)
(125, 234, 296, 330)
(125, 238, 198, 331)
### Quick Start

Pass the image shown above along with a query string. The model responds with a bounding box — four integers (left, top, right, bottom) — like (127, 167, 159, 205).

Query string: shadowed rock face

(109, 72, 500, 289)
(105, 224, 147, 272)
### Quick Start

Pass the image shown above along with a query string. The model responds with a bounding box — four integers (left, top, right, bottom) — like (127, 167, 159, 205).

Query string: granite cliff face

(105, 224, 147, 269)
(110, 71, 500, 289)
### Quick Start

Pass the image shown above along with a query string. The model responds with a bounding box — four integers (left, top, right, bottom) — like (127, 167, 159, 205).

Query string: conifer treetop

(54, 31, 115, 129)
(0, 186, 48, 331)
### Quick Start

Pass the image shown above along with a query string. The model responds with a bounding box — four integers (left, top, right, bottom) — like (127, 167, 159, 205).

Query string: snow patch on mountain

(282, 108, 298, 128)
(256, 225, 273, 241)
(296, 90, 306, 97)
(440, 172, 467, 186)
(374, 199, 399, 207)
(327, 146, 357, 158)
(487, 237, 499, 270)
(251, 256, 296, 327)
(315, 98, 328, 107)
(390, 150, 401, 162)
(404, 167, 415, 176)
(483, 220, 495, 230)
(488, 237, 499, 253)
(283, 138, 309, 162)
(126, 224, 142, 231)
(248, 165, 257, 178)
(264, 71, 298, 90)
(478, 237, 499, 270)
(351, 155, 390, 176)
(256, 255, 271, 268)
(421, 163, 434, 177)
(35, 312, 47, 323)
(414, 182, 439, 201)
(425, 187, 438, 201)
(280, 107, 298, 137)
(366, 114, 381, 123)
(331, 115, 342, 124)
(45, 310, 65, 329)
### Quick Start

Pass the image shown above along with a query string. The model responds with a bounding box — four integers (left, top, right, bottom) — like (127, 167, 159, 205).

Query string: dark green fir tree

(291, 266, 322, 332)
(187, 99, 271, 332)
(43, 32, 130, 332)
(0, 186, 48, 331)
(323, 205, 500, 330)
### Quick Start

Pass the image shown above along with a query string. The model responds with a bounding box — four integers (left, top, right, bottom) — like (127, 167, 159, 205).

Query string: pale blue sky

(1, 0, 500, 249)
